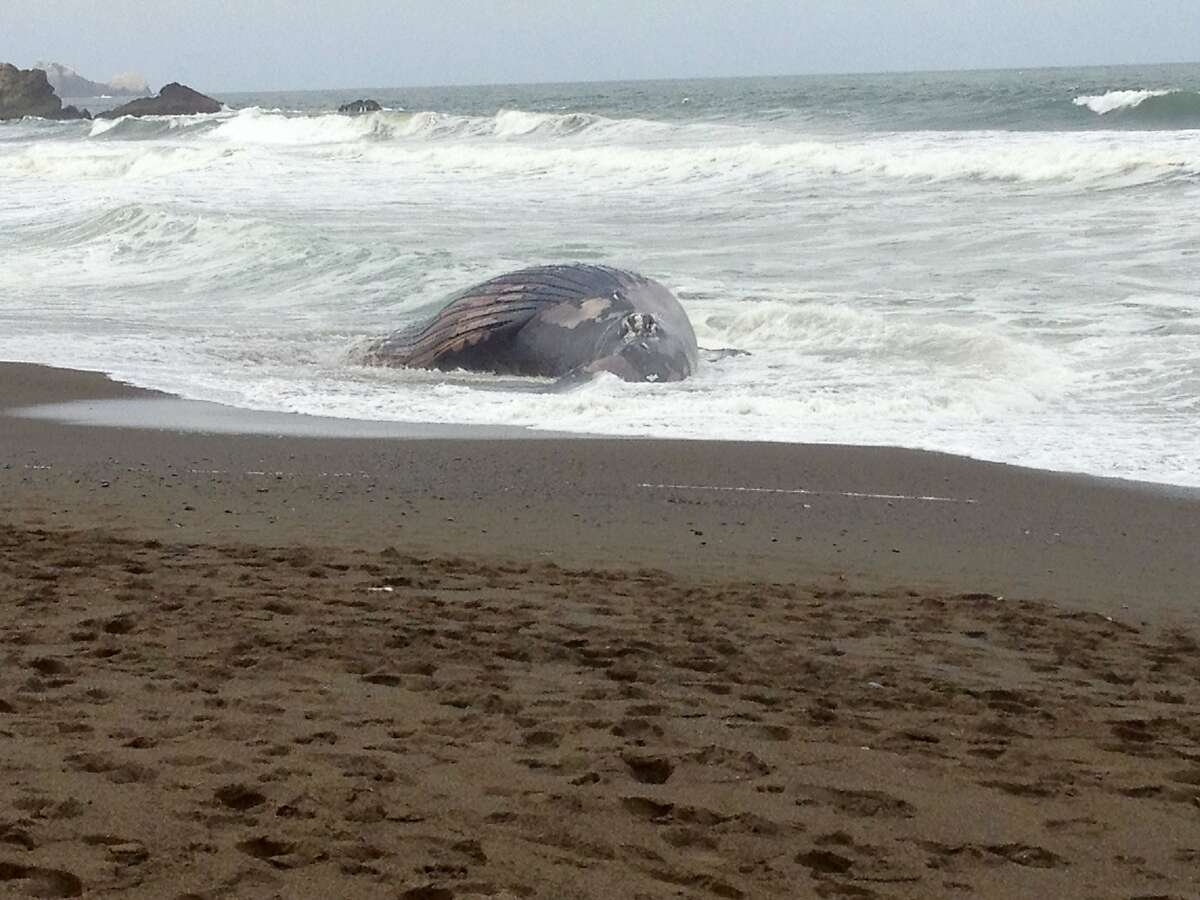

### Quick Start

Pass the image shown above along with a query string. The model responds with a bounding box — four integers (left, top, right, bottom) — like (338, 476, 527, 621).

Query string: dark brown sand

(1, 362, 1199, 899)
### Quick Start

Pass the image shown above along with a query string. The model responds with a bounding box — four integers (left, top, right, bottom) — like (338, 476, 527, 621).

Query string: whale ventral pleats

(361, 264, 699, 384)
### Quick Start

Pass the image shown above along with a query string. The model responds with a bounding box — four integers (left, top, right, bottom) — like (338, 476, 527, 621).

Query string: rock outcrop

(97, 83, 221, 118)
(338, 99, 382, 115)
(33, 61, 149, 97)
(0, 64, 90, 120)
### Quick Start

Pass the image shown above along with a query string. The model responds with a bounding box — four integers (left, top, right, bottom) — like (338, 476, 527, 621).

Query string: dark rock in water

(97, 82, 221, 118)
(0, 63, 91, 120)
(338, 98, 382, 115)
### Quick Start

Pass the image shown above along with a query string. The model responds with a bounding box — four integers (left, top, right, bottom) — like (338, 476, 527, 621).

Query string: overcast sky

(5, 0, 1198, 92)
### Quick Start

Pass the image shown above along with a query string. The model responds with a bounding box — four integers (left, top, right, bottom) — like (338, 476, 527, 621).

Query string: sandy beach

(2, 361, 1199, 899)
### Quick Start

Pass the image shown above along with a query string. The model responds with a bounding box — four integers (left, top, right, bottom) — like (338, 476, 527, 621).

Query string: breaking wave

(6, 107, 1199, 188)
(199, 106, 623, 144)
(1074, 89, 1172, 115)
(1072, 89, 1200, 126)
(50, 105, 680, 147)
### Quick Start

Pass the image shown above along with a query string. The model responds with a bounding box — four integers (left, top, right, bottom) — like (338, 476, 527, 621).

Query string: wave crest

(1073, 89, 1200, 126)
(194, 106, 615, 145)
(1074, 89, 1171, 115)
(492, 109, 600, 136)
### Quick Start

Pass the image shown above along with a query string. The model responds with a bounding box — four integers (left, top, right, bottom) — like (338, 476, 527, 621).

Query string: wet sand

(1, 362, 1199, 899)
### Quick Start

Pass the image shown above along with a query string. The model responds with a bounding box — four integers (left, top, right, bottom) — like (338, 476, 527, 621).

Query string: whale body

(362, 264, 699, 383)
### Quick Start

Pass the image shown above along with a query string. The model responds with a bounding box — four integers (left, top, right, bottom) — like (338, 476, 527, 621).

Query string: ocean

(2, 64, 1198, 486)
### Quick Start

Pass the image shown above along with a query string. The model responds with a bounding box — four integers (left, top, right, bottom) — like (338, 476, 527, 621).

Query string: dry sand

(1, 362, 1199, 899)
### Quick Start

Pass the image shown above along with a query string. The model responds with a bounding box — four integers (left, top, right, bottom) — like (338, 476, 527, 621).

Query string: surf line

(638, 482, 977, 504)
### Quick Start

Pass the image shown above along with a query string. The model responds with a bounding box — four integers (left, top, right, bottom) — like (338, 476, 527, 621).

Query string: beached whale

(361, 264, 699, 383)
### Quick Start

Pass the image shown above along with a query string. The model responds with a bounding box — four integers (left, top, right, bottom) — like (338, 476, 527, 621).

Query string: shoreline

(3, 360, 1198, 626)
(5, 359, 1196, 497)
(11, 397, 599, 440)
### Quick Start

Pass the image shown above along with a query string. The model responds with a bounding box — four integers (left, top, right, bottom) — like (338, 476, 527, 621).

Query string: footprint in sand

(235, 835, 299, 868)
(795, 785, 916, 819)
(0, 862, 84, 898)
(922, 840, 1067, 870)
(214, 783, 267, 812)
(64, 751, 156, 785)
(621, 752, 674, 785)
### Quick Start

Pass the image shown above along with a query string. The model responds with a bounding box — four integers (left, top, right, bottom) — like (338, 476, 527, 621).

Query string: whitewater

(2, 64, 1199, 486)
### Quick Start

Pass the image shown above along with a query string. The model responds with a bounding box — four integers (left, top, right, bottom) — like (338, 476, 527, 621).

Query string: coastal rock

(0, 63, 91, 120)
(34, 61, 149, 98)
(338, 98, 382, 115)
(97, 82, 220, 119)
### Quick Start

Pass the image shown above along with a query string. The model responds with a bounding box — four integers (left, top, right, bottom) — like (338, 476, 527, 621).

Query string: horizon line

(23, 57, 1200, 97)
